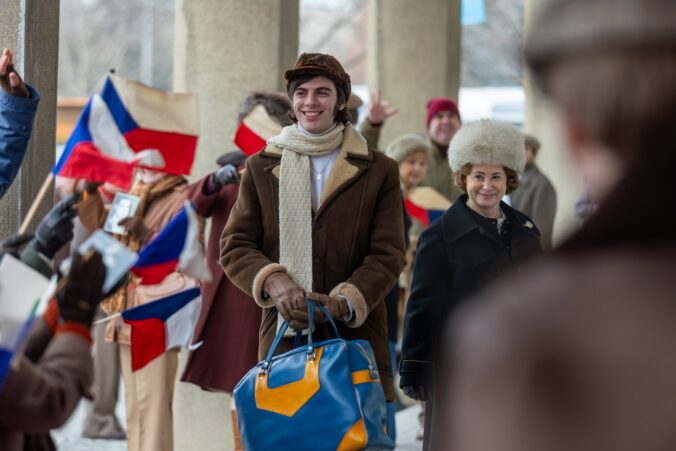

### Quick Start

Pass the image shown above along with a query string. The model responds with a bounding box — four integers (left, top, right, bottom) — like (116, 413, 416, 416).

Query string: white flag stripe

(165, 295, 201, 351)
(177, 202, 213, 282)
(110, 75, 200, 136)
(88, 94, 166, 168)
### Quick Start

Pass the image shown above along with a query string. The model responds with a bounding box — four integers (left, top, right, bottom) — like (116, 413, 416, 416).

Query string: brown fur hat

(284, 53, 351, 101)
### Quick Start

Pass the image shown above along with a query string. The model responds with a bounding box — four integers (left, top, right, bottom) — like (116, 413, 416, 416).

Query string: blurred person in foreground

(0, 197, 108, 450)
(445, 1, 676, 451)
(181, 91, 291, 451)
(510, 134, 557, 250)
(0, 48, 39, 200)
(400, 119, 542, 450)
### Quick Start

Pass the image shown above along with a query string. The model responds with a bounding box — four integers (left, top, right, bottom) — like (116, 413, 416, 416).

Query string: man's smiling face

(292, 75, 342, 134)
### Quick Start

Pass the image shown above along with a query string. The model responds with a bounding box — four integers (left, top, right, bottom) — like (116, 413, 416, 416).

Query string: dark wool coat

(220, 125, 406, 401)
(400, 195, 542, 389)
(181, 176, 262, 393)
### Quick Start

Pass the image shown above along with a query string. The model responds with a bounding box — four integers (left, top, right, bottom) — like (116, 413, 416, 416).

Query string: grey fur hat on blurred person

(525, 0, 676, 79)
(385, 133, 431, 163)
(448, 119, 525, 173)
(216, 150, 247, 168)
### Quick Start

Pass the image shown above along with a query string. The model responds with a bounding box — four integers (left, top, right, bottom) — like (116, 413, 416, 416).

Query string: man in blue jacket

(0, 47, 40, 199)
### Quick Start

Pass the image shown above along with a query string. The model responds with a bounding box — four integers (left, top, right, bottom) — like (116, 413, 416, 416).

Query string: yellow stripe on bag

(352, 369, 380, 385)
(337, 418, 367, 450)
(255, 348, 323, 417)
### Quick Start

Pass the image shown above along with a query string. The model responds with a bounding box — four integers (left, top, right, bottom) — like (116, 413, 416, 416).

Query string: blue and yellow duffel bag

(233, 301, 394, 450)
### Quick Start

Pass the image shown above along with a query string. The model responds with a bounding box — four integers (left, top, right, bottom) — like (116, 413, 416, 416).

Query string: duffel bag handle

(264, 299, 341, 368)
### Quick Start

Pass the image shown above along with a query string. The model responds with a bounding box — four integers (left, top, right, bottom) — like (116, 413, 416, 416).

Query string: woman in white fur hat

(399, 119, 542, 449)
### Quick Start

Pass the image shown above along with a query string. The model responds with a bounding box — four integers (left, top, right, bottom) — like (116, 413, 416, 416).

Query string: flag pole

(93, 312, 121, 325)
(19, 173, 54, 234)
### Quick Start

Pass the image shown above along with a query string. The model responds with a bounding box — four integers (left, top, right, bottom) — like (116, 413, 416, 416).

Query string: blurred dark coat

(400, 195, 541, 389)
(181, 176, 261, 393)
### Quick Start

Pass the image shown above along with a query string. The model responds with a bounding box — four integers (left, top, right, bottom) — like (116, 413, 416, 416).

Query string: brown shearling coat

(220, 125, 406, 401)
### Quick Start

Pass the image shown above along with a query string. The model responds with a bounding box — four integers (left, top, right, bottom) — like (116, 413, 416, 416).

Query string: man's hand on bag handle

(263, 271, 307, 329)
(307, 292, 349, 321)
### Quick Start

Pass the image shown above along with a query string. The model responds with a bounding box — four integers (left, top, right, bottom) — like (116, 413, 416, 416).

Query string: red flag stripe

(404, 198, 430, 228)
(125, 318, 166, 371)
(234, 122, 267, 156)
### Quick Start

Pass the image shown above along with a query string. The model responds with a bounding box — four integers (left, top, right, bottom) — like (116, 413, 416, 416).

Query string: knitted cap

(385, 133, 431, 163)
(285, 53, 351, 100)
(448, 119, 525, 173)
(426, 97, 460, 129)
(525, 0, 676, 78)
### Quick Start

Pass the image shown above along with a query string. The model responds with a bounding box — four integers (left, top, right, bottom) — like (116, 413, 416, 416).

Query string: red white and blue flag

(132, 202, 211, 285)
(234, 104, 282, 156)
(404, 187, 452, 228)
(121, 287, 202, 371)
(53, 75, 199, 189)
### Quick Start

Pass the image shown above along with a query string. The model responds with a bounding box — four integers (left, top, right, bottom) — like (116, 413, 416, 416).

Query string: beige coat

(78, 181, 195, 344)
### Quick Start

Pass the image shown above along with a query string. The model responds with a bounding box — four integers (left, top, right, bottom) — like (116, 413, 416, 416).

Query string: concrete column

(0, 0, 60, 236)
(174, 0, 299, 182)
(367, 0, 461, 148)
(523, 0, 583, 246)
(172, 2, 298, 450)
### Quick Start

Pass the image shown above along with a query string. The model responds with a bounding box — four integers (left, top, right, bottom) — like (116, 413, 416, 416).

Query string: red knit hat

(426, 97, 461, 129)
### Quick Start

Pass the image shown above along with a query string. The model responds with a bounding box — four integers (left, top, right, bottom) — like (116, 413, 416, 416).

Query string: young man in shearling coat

(220, 53, 406, 403)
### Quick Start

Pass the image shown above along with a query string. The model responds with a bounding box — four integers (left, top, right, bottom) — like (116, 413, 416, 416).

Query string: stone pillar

(172, 2, 298, 450)
(523, 0, 583, 246)
(367, 0, 461, 148)
(0, 0, 60, 236)
(174, 0, 299, 182)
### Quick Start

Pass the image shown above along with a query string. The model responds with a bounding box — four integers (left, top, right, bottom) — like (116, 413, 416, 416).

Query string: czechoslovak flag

(234, 104, 283, 156)
(132, 202, 212, 285)
(53, 75, 199, 189)
(121, 287, 202, 371)
(404, 186, 452, 228)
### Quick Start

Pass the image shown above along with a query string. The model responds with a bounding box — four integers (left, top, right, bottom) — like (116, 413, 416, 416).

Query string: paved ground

(52, 392, 423, 451)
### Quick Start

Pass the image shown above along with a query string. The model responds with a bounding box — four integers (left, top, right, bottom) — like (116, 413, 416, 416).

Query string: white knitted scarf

(267, 122, 345, 332)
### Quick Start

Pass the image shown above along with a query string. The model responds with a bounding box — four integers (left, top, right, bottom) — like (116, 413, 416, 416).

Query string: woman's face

(138, 168, 166, 185)
(466, 164, 507, 217)
(399, 150, 429, 189)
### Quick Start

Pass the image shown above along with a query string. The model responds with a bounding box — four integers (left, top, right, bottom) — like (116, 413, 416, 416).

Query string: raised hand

(0, 48, 30, 98)
(367, 90, 398, 125)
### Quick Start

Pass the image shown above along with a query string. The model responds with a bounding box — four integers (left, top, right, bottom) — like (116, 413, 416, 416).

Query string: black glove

(34, 193, 80, 259)
(402, 385, 429, 402)
(57, 251, 106, 327)
(0, 233, 34, 259)
(213, 164, 240, 185)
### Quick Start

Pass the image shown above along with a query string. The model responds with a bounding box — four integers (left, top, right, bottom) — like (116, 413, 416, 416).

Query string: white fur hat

(385, 133, 431, 163)
(448, 119, 525, 173)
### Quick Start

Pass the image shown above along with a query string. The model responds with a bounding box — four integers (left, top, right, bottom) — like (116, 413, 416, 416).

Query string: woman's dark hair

(454, 164, 520, 194)
(287, 73, 350, 125)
